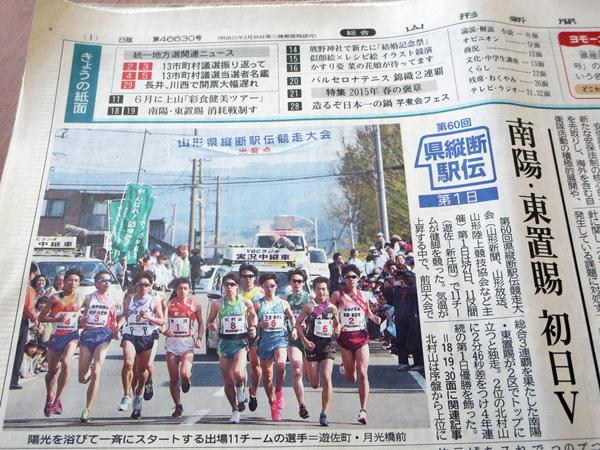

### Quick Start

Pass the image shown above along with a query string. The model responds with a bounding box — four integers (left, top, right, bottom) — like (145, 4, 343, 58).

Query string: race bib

(169, 317, 191, 336)
(221, 315, 247, 335)
(314, 318, 333, 338)
(340, 307, 365, 331)
(55, 312, 79, 332)
(264, 313, 284, 332)
(85, 307, 109, 328)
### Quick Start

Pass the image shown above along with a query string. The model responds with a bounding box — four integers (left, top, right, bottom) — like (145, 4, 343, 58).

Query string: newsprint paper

(0, 0, 599, 448)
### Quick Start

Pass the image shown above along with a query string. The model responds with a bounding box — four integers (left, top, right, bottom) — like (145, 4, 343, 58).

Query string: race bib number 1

(169, 317, 191, 336)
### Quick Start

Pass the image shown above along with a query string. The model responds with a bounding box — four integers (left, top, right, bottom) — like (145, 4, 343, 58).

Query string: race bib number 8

(340, 308, 365, 331)
(314, 318, 333, 338)
(264, 313, 284, 332)
(169, 317, 191, 336)
(221, 316, 246, 335)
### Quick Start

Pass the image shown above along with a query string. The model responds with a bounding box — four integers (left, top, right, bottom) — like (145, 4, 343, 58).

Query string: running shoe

(357, 408, 367, 425)
(319, 412, 329, 427)
(236, 385, 247, 412)
(270, 402, 282, 422)
(181, 378, 191, 393)
(80, 408, 90, 423)
(275, 389, 285, 410)
(228, 410, 241, 424)
(397, 363, 410, 372)
(52, 399, 63, 415)
(172, 404, 183, 418)
(43, 401, 53, 418)
(339, 364, 346, 375)
(144, 379, 154, 400)
(131, 396, 143, 420)
(118, 395, 131, 411)
(299, 404, 309, 419)
(249, 395, 258, 412)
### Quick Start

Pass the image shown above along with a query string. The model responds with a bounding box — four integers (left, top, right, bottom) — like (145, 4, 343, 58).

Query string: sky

(47, 124, 363, 255)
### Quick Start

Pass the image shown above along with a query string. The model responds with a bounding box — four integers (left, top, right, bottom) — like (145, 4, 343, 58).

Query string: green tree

(330, 124, 410, 248)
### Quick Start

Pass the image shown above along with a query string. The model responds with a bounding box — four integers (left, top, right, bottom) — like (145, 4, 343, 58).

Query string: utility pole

(332, 228, 337, 253)
(197, 159, 205, 258)
(373, 124, 390, 241)
(136, 129, 149, 183)
(170, 203, 176, 246)
(213, 176, 221, 258)
(188, 159, 197, 250)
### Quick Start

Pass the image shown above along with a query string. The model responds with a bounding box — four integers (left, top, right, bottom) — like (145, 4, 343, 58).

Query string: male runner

(331, 264, 381, 425)
(296, 276, 340, 426)
(254, 272, 296, 421)
(207, 273, 257, 424)
(117, 270, 164, 419)
(38, 268, 84, 417)
(238, 264, 263, 411)
(78, 270, 120, 422)
(285, 268, 310, 419)
(162, 278, 203, 417)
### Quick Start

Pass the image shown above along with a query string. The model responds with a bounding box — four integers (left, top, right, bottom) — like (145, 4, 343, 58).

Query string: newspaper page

(0, 0, 599, 448)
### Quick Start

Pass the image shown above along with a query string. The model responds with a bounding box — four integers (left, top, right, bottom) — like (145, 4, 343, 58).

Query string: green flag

(109, 183, 154, 264)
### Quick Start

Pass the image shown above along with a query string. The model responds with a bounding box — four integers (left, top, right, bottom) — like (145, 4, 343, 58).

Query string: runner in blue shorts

(254, 272, 296, 421)
(38, 268, 84, 418)
(116, 271, 165, 419)
(77, 270, 120, 422)
(207, 273, 257, 424)
(238, 264, 263, 412)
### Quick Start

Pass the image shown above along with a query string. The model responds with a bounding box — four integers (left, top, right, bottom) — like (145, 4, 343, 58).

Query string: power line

(47, 165, 403, 189)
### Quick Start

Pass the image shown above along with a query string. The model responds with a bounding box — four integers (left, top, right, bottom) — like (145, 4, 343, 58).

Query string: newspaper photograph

(0, 0, 598, 448)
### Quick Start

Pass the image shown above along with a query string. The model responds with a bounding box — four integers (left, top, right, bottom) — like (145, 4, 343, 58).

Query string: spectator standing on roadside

(364, 251, 376, 276)
(113, 257, 128, 287)
(372, 248, 387, 270)
(347, 249, 366, 276)
(10, 263, 39, 390)
(374, 232, 385, 250)
(189, 249, 204, 294)
(328, 253, 344, 292)
(151, 255, 172, 294)
(45, 273, 64, 297)
(172, 247, 191, 279)
(149, 246, 161, 267)
(394, 271, 423, 373)
(31, 275, 48, 298)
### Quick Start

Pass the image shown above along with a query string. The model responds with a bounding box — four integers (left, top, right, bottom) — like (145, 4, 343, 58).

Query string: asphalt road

(4, 294, 429, 431)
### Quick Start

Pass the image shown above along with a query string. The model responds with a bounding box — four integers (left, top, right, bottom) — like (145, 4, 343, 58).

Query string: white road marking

(409, 370, 427, 390)
(212, 387, 225, 397)
(181, 409, 210, 425)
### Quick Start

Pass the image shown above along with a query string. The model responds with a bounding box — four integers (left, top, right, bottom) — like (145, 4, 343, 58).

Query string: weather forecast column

(62, 42, 281, 123)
